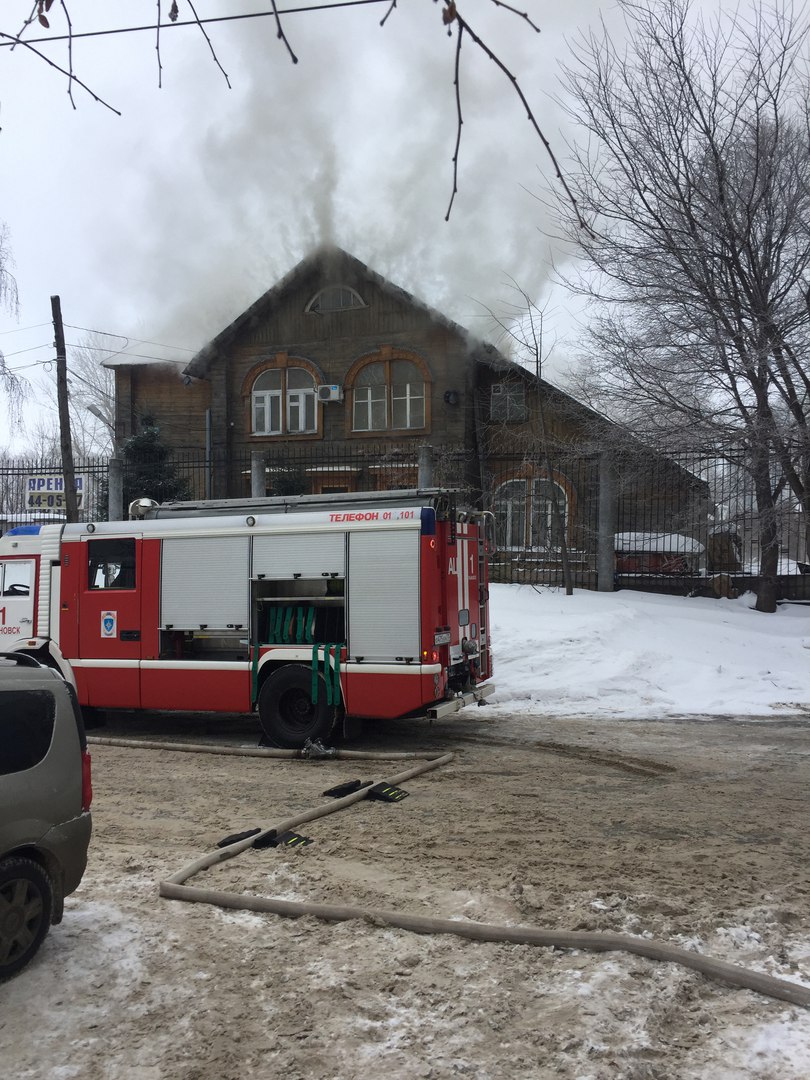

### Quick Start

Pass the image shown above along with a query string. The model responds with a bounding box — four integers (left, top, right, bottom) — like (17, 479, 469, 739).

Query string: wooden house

(109, 246, 709, 586)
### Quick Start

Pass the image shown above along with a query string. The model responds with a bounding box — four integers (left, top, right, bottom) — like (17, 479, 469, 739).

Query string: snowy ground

(487, 584, 810, 719)
(2, 586, 810, 1079)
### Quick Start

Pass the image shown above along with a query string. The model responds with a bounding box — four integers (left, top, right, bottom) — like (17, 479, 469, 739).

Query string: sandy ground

(2, 707, 810, 1079)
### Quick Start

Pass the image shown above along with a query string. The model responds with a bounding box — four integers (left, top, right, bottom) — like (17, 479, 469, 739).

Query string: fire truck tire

(258, 665, 334, 749)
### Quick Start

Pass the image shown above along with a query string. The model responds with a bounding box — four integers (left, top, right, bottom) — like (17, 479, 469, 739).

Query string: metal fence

(2, 446, 807, 597)
(0, 457, 110, 530)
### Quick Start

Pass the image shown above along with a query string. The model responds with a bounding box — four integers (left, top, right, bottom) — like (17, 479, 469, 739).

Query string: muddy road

(2, 708, 809, 1079)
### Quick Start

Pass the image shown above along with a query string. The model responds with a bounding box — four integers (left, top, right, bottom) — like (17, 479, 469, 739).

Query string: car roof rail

(0, 652, 43, 667)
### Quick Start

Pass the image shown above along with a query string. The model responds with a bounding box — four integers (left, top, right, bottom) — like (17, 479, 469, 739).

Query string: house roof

(182, 245, 479, 380)
(178, 244, 610, 428)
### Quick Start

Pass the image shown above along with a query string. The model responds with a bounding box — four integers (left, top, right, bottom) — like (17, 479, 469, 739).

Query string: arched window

(351, 356, 427, 432)
(251, 366, 316, 436)
(306, 286, 366, 314)
(494, 477, 569, 550)
(354, 361, 387, 431)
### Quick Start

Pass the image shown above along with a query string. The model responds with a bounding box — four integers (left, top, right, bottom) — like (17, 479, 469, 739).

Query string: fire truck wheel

(258, 665, 334, 749)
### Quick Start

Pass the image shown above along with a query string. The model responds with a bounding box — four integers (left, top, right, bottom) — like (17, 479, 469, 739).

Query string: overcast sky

(0, 0, 624, 450)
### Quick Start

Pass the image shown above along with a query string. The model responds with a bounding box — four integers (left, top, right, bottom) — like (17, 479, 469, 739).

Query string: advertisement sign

(24, 473, 87, 511)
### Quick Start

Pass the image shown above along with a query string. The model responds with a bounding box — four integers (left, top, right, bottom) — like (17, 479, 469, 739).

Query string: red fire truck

(0, 490, 494, 747)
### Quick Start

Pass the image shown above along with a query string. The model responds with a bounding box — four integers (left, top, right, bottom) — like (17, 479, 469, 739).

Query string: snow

(615, 531, 705, 553)
(3, 584, 810, 1077)
(487, 584, 810, 719)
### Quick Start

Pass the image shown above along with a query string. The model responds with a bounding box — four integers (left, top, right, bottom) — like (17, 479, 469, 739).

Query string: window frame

(490, 382, 528, 424)
(244, 357, 322, 440)
(305, 285, 367, 314)
(493, 475, 570, 551)
(87, 537, 137, 591)
(346, 350, 431, 436)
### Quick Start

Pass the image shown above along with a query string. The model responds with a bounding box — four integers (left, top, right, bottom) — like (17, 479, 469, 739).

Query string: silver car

(0, 654, 92, 980)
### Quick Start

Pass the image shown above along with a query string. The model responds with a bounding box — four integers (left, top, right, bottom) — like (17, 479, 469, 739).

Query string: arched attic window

(306, 285, 366, 314)
(249, 360, 318, 436)
(346, 350, 430, 433)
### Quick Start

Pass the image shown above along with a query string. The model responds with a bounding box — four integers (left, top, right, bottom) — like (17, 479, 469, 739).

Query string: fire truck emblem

(101, 611, 117, 639)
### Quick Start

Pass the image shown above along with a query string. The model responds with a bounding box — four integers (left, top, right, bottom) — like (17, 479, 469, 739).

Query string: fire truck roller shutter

(347, 529, 420, 662)
(252, 532, 345, 578)
(161, 537, 250, 629)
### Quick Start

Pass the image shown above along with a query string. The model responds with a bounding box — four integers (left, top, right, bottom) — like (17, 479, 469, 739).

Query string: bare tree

(40, 333, 116, 456)
(485, 287, 575, 594)
(556, 0, 810, 612)
(0, 222, 24, 423)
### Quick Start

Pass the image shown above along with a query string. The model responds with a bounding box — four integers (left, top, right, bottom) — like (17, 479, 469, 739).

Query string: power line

(0, 1, 387, 48)
(6, 356, 54, 372)
(1, 342, 52, 359)
(65, 324, 196, 352)
(0, 322, 51, 336)
(63, 324, 129, 344)
(65, 343, 188, 364)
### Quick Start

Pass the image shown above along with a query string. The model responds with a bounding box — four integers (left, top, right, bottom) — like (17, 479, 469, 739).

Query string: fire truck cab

(0, 489, 493, 747)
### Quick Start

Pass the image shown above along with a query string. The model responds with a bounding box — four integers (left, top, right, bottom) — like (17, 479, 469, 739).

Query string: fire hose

(89, 735, 810, 1009)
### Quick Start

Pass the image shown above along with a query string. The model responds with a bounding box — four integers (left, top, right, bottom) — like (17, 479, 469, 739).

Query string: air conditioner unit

(317, 384, 343, 403)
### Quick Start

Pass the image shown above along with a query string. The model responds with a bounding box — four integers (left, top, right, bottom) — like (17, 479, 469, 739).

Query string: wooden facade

(110, 247, 708, 586)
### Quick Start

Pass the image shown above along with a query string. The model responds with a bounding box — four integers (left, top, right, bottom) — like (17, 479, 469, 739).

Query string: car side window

(0, 689, 56, 775)
(88, 538, 137, 590)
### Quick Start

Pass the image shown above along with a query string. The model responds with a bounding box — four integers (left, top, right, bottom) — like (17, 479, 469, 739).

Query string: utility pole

(51, 295, 79, 523)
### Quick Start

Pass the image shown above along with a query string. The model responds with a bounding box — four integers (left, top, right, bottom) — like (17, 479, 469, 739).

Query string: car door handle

(120, 630, 141, 642)
(19, 617, 32, 624)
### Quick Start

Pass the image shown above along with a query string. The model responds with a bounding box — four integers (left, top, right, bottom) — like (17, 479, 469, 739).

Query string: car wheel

(0, 857, 54, 981)
(258, 665, 336, 749)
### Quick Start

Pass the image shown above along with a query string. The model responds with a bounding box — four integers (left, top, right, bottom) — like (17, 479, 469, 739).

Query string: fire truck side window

(2, 560, 32, 596)
(88, 538, 137, 590)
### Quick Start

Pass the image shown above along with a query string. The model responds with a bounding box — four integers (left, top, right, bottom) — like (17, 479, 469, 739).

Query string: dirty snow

(2, 585, 810, 1079)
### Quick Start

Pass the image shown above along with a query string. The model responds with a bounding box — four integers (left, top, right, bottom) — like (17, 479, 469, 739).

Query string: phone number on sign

(26, 492, 83, 510)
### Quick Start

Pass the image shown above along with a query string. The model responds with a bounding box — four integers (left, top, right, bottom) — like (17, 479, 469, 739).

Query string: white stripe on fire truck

(70, 659, 443, 676)
(69, 659, 252, 671)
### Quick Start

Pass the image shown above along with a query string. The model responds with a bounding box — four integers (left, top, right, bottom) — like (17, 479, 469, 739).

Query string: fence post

(418, 445, 434, 489)
(250, 451, 266, 498)
(108, 457, 124, 521)
(597, 452, 617, 592)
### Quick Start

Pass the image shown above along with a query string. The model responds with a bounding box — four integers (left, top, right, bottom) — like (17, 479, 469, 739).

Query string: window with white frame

(306, 286, 366, 314)
(494, 477, 568, 550)
(353, 362, 387, 431)
(391, 360, 425, 429)
(252, 367, 316, 436)
(352, 358, 426, 432)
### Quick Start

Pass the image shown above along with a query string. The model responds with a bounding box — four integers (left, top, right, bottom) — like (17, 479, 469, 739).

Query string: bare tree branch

(444, 4, 591, 230)
(270, 0, 298, 65)
(555, 0, 810, 610)
(0, 1, 582, 222)
(186, 0, 233, 85)
(0, 30, 121, 113)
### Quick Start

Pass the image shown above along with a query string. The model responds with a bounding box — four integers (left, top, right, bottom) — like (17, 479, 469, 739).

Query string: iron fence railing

(1, 446, 807, 595)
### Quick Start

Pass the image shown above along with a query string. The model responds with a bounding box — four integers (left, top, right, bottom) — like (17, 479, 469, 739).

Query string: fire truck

(0, 490, 494, 747)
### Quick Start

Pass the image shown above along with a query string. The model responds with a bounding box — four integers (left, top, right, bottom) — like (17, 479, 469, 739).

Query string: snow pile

(488, 585, 810, 718)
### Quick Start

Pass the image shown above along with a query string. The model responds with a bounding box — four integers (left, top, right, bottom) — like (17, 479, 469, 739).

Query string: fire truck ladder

(476, 532, 490, 678)
(140, 488, 462, 520)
